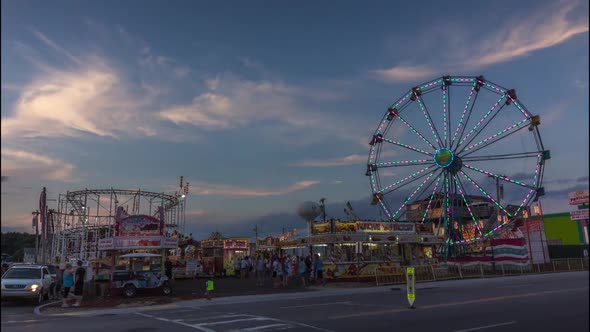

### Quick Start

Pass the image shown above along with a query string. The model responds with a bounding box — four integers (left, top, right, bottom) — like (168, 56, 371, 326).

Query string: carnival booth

(223, 238, 250, 277)
(202, 232, 225, 277)
(98, 207, 179, 287)
(280, 219, 444, 280)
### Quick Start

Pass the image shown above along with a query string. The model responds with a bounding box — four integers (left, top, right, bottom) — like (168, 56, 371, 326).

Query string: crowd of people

(235, 253, 326, 287)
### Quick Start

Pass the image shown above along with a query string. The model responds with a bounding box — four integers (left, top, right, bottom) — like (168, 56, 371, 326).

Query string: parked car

(1, 264, 52, 304)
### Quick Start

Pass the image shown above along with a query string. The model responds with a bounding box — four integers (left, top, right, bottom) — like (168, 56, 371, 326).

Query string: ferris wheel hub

(434, 148, 455, 168)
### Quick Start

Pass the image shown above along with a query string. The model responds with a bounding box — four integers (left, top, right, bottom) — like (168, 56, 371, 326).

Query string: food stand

(201, 232, 225, 277)
(223, 238, 250, 276)
(280, 219, 444, 280)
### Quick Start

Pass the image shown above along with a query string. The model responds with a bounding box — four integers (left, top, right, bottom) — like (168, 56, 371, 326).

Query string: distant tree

(1, 232, 36, 261)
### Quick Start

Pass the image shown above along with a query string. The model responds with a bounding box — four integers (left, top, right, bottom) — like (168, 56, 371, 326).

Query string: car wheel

(162, 282, 172, 296)
(123, 284, 137, 298)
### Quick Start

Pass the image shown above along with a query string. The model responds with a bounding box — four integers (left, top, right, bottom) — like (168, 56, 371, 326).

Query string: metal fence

(375, 258, 589, 285)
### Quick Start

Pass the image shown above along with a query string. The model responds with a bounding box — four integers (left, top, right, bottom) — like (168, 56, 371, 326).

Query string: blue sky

(1, 0, 588, 239)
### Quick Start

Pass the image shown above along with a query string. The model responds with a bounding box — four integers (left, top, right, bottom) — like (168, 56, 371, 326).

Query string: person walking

(256, 256, 265, 286)
(61, 263, 74, 308)
(298, 256, 307, 287)
(73, 260, 85, 307)
(165, 257, 173, 281)
(240, 257, 248, 280)
(314, 254, 326, 286)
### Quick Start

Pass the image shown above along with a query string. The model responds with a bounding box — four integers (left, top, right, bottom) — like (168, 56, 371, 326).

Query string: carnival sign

(118, 215, 162, 237)
(569, 190, 589, 205)
(224, 239, 249, 250)
(98, 238, 114, 250)
(570, 209, 589, 221)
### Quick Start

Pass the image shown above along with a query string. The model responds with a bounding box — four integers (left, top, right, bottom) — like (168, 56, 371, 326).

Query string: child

(205, 277, 214, 300)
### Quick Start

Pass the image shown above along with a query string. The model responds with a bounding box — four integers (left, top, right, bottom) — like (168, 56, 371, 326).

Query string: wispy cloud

(1, 63, 150, 139)
(1, 149, 76, 182)
(372, 65, 438, 82)
(372, 0, 589, 82)
(290, 154, 367, 167)
(159, 75, 328, 130)
(30, 28, 83, 65)
(291, 150, 396, 168)
(190, 180, 320, 197)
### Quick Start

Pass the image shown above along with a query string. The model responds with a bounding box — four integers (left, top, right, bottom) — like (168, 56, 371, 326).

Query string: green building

(543, 212, 588, 258)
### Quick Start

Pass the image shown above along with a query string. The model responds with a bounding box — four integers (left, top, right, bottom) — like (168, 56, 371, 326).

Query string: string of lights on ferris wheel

(366, 75, 548, 249)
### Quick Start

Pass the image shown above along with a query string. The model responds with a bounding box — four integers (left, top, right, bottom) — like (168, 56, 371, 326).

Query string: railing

(375, 258, 589, 285)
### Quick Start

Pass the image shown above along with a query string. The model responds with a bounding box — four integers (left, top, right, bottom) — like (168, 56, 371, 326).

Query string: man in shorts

(73, 260, 85, 307)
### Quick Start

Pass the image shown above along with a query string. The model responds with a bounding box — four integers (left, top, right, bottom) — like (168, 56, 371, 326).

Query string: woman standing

(61, 263, 74, 308)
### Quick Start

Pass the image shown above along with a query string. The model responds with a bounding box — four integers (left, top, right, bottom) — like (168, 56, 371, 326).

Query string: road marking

(280, 301, 352, 309)
(229, 323, 293, 331)
(3, 320, 39, 324)
(454, 321, 517, 332)
(328, 287, 589, 319)
(198, 317, 272, 326)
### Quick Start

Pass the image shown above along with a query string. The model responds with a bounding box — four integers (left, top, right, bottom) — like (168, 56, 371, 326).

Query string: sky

(1, 0, 589, 240)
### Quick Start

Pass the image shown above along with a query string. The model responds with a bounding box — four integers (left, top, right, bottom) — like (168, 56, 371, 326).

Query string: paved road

(2, 272, 588, 332)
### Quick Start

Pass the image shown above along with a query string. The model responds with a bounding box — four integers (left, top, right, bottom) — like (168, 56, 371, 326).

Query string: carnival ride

(366, 75, 548, 259)
(49, 187, 188, 263)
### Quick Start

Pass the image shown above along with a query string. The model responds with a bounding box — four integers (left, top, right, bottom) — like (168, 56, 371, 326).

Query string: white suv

(1, 264, 52, 304)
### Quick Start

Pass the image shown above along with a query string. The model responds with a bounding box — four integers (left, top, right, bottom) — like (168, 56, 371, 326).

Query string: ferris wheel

(366, 75, 548, 251)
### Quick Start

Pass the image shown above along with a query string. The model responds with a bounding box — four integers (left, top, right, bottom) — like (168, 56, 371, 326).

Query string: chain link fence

(375, 258, 589, 285)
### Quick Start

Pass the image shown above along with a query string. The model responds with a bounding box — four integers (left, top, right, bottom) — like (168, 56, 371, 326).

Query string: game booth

(279, 219, 444, 280)
(98, 206, 179, 295)
(201, 232, 252, 277)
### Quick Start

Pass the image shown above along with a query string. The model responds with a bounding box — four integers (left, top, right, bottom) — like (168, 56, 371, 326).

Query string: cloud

(0, 63, 149, 138)
(0, 214, 35, 233)
(1, 149, 76, 181)
(1, 176, 7, 182)
(185, 210, 209, 217)
(372, 65, 437, 82)
(373, 0, 589, 82)
(291, 150, 397, 168)
(30, 28, 82, 65)
(290, 154, 367, 167)
(159, 75, 327, 130)
(190, 180, 320, 197)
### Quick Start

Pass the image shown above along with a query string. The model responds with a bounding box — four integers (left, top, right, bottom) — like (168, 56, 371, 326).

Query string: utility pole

(32, 211, 40, 263)
(253, 225, 259, 252)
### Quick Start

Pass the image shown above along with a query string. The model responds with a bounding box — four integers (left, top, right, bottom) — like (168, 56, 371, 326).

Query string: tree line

(1, 232, 36, 262)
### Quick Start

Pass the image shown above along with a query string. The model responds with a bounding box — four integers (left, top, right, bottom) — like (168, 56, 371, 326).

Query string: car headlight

(30, 284, 40, 292)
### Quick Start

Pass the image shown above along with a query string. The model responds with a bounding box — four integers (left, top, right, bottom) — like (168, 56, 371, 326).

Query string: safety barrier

(375, 258, 589, 286)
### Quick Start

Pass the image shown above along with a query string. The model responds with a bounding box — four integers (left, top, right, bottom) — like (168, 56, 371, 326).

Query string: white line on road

(198, 317, 272, 326)
(454, 321, 517, 332)
(228, 323, 293, 331)
(280, 301, 352, 309)
(3, 320, 38, 324)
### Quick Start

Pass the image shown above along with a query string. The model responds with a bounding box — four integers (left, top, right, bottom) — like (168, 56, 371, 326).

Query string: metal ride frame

(366, 75, 548, 258)
(50, 188, 187, 263)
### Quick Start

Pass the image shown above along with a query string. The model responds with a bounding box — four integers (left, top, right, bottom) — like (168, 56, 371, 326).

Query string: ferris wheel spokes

(459, 170, 512, 218)
(390, 170, 439, 220)
(380, 137, 433, 156)
(457, 94, 507, 151)
(393, 112, 438, 150)
(461, 151, 540, 162)
(460, 122, 532, 158)
(374, 159, 432, 168)
(421, 175, 442, 223)
(462, 164, 536, 189)
(452, 78, 484, 151)
(415, 95, 444, 148)
(454, 176, 484, 239)
(379, 165, 437, 195)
